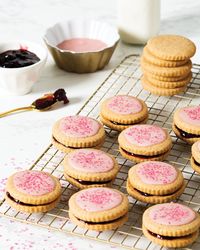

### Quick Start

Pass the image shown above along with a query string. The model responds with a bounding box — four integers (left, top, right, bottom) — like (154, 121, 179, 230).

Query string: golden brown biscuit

(63, 148, 119, 189)
(5, 170, 62, 213)
(142, 46, 189, 67)
(52, 115, 105, 152)
(100, 95, 148, 131)
(147, 35, 196, 60)
(142, 203, 200, 247)
(69, 187, 129, 231)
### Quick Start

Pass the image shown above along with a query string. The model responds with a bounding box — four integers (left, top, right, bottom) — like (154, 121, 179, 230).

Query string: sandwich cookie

(118, 124, 172, 163)
(172, 106, 200, 144)
(143, 203, 200, 248)
(127, 161, 185, 204)
(5, 170, 62, 213)
(69, 187, 129, 231)
(63, 148, 119, 189)
(52, 115, 105, 153)
(190, 141, 200, 174)
(100, 95, 148, 131)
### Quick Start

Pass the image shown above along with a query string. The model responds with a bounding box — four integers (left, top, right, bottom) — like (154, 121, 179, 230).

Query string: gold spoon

(0, 89, 69, 118)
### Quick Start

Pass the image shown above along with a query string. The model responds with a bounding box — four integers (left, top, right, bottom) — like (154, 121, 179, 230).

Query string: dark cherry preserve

(0, 49, 40, 68)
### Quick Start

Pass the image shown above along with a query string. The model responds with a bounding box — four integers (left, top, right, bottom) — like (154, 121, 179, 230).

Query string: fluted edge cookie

(144, 72, 191, 82)
(141, 76, 186, 96)
(173, 106, 200, 134)
(144, 72, 192, 88)
(63, 149, 119, 189)
(147, 35, 196, 61)
(52, 115, 105, 152)
(142, 203, 200, 248)
(100, 95, 148, 131)
(143, 225, 198, 248)
(5, 170, 62, 212)
(69, 187, 129, 231)
(141, 57, 192, 77)
(128, 161, 184, 195)
(142, 46, 189, 67)
(118, 124, 172, 163)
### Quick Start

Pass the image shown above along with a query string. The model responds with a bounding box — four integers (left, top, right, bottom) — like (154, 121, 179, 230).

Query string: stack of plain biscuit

(141, 35, 196, 96)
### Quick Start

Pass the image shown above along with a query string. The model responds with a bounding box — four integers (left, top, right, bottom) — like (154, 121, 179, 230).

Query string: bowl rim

(43, 18, 120, 54)
(0, 40, 48, 71)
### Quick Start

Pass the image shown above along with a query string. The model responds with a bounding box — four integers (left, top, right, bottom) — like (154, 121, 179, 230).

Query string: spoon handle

(0, 105, 34, 118)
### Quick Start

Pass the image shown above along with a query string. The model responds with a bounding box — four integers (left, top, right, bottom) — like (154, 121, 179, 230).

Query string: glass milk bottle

(118, 0, 160, 44)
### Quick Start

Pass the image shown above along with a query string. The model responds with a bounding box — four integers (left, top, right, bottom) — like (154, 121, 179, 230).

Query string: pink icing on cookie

(75, 187, 122, 212)
(60, 116, 100, 138)
(13, 170, 55, 196)
(124, 124, 166, 146)
(68, 149, 114, 173)
(179, 106, 200, 126)
(136, 161, 177, 184)
(107, 95, 142, 115)
(149, 203, 196, 226)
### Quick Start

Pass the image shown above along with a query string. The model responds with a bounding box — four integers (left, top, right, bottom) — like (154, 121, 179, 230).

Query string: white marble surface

(0, 0, 200, 249)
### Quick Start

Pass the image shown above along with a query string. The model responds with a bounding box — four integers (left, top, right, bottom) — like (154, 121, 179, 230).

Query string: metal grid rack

(1, 55, 200, 250)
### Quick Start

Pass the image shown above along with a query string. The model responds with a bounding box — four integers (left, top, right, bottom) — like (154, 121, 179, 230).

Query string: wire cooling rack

(1, 55, 200, 250)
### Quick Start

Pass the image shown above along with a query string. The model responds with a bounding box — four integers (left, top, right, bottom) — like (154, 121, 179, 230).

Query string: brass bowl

(44, 19, 119, 73)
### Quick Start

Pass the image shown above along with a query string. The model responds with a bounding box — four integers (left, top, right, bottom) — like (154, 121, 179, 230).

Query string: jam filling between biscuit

(66, 174, 111, 185)
(6, 192, 54, 207)
(193, 158, 200, 167)
(111, 121, 132, 126)
(107, 117, 147, 126)
(120, 147, 166, 159)
(175, 125, 200, 139)
(134, 187, 181, 197)
(74, 214, 127, 225)
(52, 136, 100, 149)
(148, 230, 193, 240)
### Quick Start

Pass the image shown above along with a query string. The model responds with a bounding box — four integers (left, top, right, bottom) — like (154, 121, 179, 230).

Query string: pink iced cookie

(75, 187, 122, 212)
(179, 106, 200, 126)
(124, 124, 166, 146)
(107, 95, 142, 115)
(13, 170, 55, 196)
(136, 161, 177, 185)
(67, 149, 114, 173)
(149, 203, 196, 226)
(60, 116, 100, 138)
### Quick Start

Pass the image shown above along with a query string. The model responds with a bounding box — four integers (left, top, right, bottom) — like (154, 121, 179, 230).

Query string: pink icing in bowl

(57, 38, 107, 53)
(136, 161, 177, 185)
(13, 170, 55, 196)
(43, 19, 119, 73)
(67, 149, 114, 173)
(60, 115, 100, 138)
(124, 124, 166, 146)
(107, 95, 142, 115)
(75, 187, 122, 212)
(149, 203, 196, 226)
